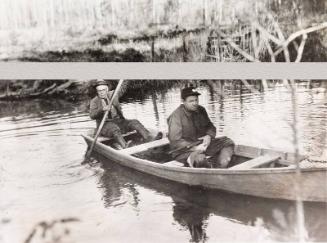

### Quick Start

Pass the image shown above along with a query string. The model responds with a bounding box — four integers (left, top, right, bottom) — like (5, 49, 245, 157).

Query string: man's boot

(131, 123, 152, 142)
(129, 121, 163, 142)
(187, 151, 211, 168)
(217, 146, 234, 168)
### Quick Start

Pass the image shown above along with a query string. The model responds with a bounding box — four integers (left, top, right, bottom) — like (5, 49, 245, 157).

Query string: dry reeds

(206, 12, 327, 63)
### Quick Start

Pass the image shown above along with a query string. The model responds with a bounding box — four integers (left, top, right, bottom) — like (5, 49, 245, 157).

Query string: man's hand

(192, 143, 207, 152)
(202, 135, 211, 148)
(190, 135, 211, 152)
(102, 105, 111, 111)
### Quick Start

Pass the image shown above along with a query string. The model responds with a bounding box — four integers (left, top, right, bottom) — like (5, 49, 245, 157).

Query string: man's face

(96, 85, 108, 99)
(183, 95, 199, 112)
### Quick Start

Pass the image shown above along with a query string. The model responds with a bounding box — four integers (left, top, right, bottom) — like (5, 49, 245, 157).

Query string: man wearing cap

(167, 86, 235, 168)
(90, 80, 160, 149)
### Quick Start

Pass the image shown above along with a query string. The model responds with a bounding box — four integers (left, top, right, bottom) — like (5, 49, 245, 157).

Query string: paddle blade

(82, 145, 94, 164)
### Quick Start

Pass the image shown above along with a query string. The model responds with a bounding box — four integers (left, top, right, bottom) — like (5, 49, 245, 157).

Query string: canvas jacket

(89, 90, 124, 127)
(167, 104, 216, 151)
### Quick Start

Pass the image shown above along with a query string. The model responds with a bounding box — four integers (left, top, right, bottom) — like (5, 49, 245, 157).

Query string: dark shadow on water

(0, 98, 79, 119)
(93, 153, 327, 242)
(18, 48, 147, 62)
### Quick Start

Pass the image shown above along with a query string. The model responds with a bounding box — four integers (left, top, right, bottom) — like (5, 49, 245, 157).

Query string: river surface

(1, 83, 327, 243)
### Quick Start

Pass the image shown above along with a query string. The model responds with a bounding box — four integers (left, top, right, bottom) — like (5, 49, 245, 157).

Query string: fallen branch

(292, 41, 299, 51)
(252, 22, 282, 45)
(280, 40, 291, 62)
(295, 34, 307, 63)
(205, 54, 220, 59)
(42, 83, 57, 94)
(226, 38, 258, 61)
(0, 90, 22, 99)
(251, 25, 260, 60)
(223, 39, 258, 61)
(265, 40, 276, 62)
(215, 29, 259, 62)
(48, 81, 73, 95)
(270, 19, 291, 62)
(274, 22, 327, 57)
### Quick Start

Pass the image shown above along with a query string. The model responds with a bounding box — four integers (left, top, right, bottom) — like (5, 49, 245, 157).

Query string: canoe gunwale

(82, 135, 327, 174)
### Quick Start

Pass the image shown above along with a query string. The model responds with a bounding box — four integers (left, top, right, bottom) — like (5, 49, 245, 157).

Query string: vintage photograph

(0, 79, 327, 243)
(0, 0, 326, 61)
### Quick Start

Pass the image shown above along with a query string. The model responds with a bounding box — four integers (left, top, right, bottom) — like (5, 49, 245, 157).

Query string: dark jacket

(89, 90, 124, 127)
(167, 104, 216, 151)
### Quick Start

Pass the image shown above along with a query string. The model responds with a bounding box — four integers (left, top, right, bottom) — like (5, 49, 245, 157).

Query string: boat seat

(97, 136, 110, 142)
(229, 155, 280, 170)
(97, 130, 137, 143)
(122, 138, 170, 155)
(163, 161, 184, 167)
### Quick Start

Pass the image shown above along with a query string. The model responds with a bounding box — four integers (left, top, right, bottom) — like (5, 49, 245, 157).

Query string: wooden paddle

(84, 79, 124, 160)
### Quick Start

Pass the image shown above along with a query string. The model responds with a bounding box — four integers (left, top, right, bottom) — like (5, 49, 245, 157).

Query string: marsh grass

(1, 0, 326, 61)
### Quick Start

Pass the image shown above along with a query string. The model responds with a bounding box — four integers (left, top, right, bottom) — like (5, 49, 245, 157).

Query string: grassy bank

(6, 24, 326, 62)
(0, 80, 186, 101)
(1, 0, 327, 62)
(1, 80, 325, 102)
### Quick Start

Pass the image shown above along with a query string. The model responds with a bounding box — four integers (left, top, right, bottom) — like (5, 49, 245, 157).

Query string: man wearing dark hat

(167, 86, 235, 168)
(90, 80, 160, 149)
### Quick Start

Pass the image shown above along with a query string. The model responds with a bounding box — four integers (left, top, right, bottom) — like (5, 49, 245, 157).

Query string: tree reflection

(172, 195, 209, 243)
(97, 160, 140, 208)
(0, 99, 80, 119)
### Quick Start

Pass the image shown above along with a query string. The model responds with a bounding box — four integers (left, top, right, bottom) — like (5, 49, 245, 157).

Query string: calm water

(1, 83, 327, 243)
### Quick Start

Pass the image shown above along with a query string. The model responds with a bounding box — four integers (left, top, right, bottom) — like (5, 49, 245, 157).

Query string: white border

(0, 63, 326, 79)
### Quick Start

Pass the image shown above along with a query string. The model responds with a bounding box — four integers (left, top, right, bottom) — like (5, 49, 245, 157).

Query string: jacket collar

(181, 104, 199, 117)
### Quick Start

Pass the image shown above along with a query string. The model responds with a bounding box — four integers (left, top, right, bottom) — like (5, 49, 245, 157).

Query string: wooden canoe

(82, 135, 327, 202)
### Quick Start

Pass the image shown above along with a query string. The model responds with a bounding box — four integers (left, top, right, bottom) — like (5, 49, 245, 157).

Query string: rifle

(167, 139, 203, 155)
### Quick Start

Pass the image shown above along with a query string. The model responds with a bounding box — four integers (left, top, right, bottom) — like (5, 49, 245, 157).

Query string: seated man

(90, 80, 160, 149)
(167, 87, 234, 168)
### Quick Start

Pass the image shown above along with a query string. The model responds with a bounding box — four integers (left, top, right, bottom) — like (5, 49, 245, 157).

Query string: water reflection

(172, 200, 209, 243)
(96, 154, 327, 242)
(98, 164, 140, 208)
(0, 99, 78, 118)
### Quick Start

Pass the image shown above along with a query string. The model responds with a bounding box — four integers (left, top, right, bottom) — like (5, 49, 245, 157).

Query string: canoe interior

(84, 134, 327, 202)
(98, 133, 301, 169)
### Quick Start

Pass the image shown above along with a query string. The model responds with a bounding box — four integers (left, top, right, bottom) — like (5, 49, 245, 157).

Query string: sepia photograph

(0, 0, 326, 62)
(0, 79, 327, 243)
(1, 0, 327, 242)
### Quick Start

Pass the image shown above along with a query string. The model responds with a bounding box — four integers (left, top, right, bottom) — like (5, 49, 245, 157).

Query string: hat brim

(182, 91, 201, 99)
(192, 92, 201, 96)
(93, 81, 108, 87)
